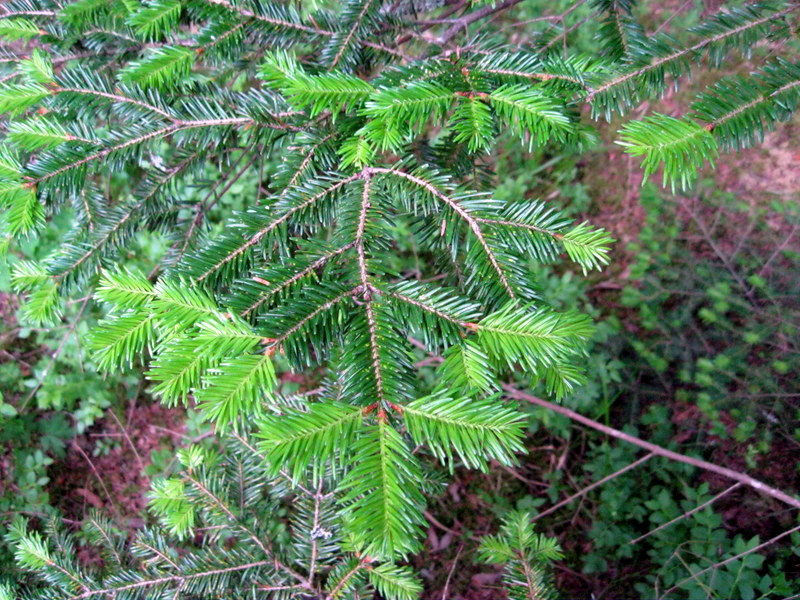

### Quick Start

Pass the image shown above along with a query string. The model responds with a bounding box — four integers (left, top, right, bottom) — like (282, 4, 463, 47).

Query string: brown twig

(660, 522, 800, 598)
(531, 453, 655, 523)
(442, 543, 465, 600)
(437, 0, 525, 46)
(107, 409, 145, 473)
(629, 483, 742, 546)
(70, 440, 123, 522)
(503, 384, 800, 511)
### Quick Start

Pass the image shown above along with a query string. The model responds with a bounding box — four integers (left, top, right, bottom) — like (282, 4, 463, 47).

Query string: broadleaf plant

(2, 0, 799, 595)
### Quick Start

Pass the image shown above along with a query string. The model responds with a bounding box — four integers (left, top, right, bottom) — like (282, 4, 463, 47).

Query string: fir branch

(50, 153, 199, 280)
(196, 173, 361, 283)
(64, 560, 276, 599)
(371, 167, 516, 298)
(271, 287, 359, 345)
(589, 4, 797, 106)
(240, 242, 356, 317)
(328, 0, 380, 69)
(55, 85, 178, 121)
(204, 0, 332, 35)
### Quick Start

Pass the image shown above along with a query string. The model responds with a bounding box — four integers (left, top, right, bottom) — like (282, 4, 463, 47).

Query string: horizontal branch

(55, 86, 177, 121)
(30, 118, 254, 186)
(379, 289, 469, 325)
(706, 77, 800, 131)
(590, 6, 797, 100)
(68, 560, 275, 599)
(475, 216, 560, 237)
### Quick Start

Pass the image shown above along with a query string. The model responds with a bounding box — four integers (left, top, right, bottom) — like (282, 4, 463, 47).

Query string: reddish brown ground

(49, 402, 186, 528)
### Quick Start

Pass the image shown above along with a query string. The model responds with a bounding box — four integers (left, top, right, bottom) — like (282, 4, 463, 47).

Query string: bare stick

(661, 522, 800, 598)
(71, 440, 122, 521)
(107, 409, 145, 472)
(531, 453, 655, 523)
(442, 544, 465, 600)
(629, 483, 742, 545)
(502, 384, 800, 510)
(437, 0, 525, 46)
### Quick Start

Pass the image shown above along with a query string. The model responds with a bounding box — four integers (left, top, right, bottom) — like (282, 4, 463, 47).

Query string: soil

(49, 402, 186, 529)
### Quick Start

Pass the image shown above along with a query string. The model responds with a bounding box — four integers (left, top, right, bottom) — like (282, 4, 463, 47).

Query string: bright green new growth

(1, 0, 798, 595)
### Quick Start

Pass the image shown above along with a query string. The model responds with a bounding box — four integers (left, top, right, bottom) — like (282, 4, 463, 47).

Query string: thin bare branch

(503, 384, 800, 510)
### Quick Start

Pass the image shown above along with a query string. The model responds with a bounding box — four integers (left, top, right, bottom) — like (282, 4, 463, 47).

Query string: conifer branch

(706, 77, 800, 131)
(327, 558, 368, 598)
(380, 289, 469, 326)
(354, 176, 390, 406)
(481, 67, 585, 87)
(272, 287, 359, 345)
(279, 133, 338, 197)
(196, 173, 360, 282)
(437, 0, 525, 46)
(55, 86, 177, 121)
(503, 385, 800, 510)
(28, 119, 252, 187)
(240, 243, 356, 317)
(589, 4, 797, 102)
(180, 472, 311, 587)
(204, 0, 330, 35)
(9, 2, 797, 592)
(371, 167, 516, 298)
(0, 10, 57, 17)
(329, 0, 380, 69)
(66, 560, 276, 599)
(53, 153, 199, 279)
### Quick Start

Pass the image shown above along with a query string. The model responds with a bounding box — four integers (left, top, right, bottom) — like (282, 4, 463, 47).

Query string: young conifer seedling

(2, 0, 798, 597)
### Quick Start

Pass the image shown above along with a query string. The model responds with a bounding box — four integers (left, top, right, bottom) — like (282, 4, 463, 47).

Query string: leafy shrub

(621, 183, 799, 448)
